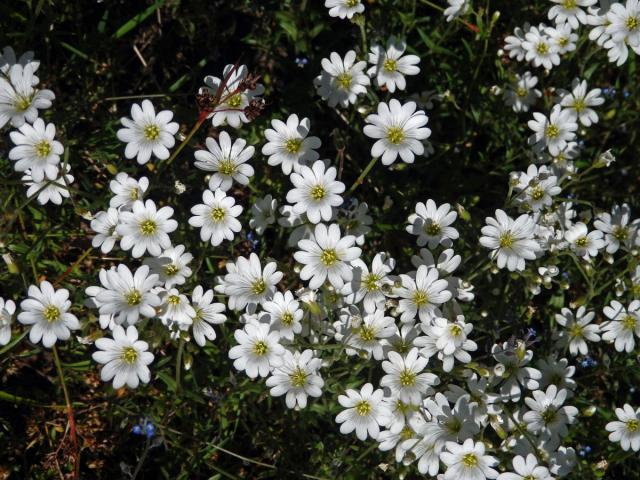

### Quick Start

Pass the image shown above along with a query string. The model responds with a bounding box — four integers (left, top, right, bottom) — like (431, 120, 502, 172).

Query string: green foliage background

(0, 0, 639, 478)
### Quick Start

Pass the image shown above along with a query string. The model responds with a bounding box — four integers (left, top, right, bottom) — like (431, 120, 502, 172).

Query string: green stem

(164, 115, 207, 166)
(52, 345, 80, 479)
(347, 157, 378, 195)
(131, 436, 151, 480)
(175, 338, 185, 393)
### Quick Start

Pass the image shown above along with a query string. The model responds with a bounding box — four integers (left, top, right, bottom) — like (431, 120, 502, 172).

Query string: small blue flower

(295, 57, 309, 68)
(145, 422, 156, 439)
(584, 445, 592, 453)
(132, 425, 143, 435)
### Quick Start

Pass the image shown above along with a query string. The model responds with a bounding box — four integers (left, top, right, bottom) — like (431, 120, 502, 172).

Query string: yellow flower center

(168, 294, 181, 306)
(383, 58, 397, 72)
(320, 249, 338, 266)
(425, 222, 441, 236)
(43, 305, 61, 323)
(399, 369, 416, 386)
(363, 273, 380, 292)
(346, 0, 359, 7)
(164, 264, 179, 277)
(126, 290, 142, 306)
(386, 126, 405, 145)
(573, 98, 586, 112)
(285, 138, 302, 154)
(563, 0, 576, 8)
(35, 140, 52, 158)
(450, 324, 463, 337)
(139, 219, 157, 236)
(499, 231, 515, 248)
(210, 207, 226, 222)
(516, 87, 528, 98)
(613, 226, 629, 242)
(400, 426, 413, 440)
(413, 290, 429, 307)
(355, 400, 371, 416)
(252, 340, 268, 356)
(227, 94, 242, 108)
(281, 311, 294, 326)
(290, 367, 308, 387)
(218, 159, 236, 176)
(569, 323, 583, 338)
(122, 346, 138, 364)
(130, 188, 139, 200)
(251, 279, 267, 295)
(627, 16, 639, 31)
(310, 185, 326, 200)
(545, 124, 560, 138)
(462, 453, 478, 468)
(558, 36, 569, 47)
(336, 73, 352, 90)
(143, 124, 160, 141)
(530, 185, 545, 201)
(541, 408, 557, 424)
(536, 42, 549, 55)
(627, 419, 639, 432)
(359, 325, 376, 342)
(575, 236, 589, 247)
(623, 314, 637, 331)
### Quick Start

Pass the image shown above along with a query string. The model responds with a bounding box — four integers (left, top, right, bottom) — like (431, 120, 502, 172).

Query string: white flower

(193, 131, 254, 191)
(548, 0, 596, 29)
(201, 64, 264, 128)
(545, 23, 579, 54)
(497, 453, 553, 480)
(606, 404, 640, 451)
(314, 50, 370, 108)
(416, 316, 478, 372)
(564, 222, 605, 259)
(522, 26, 560, 69)
(0, 63, 54, 129)
(336, 383, 390, 441)
(440, 439, 498, 480)
(117, 199, 177, 258)
(606, 0, 640, 45)
(528, 105, 578, 156)
(367, 37, 420, 92)
(92, 325, 154, 389)
(396, 265, 452, 324)
(263, 291, 303, 341)
(406, 199, 459, 248)
(228, 322, 284, 378)
(262, 114, 321, 175)
(109, 172, 149, 210)
(523, 385, 578, 447)
(344, 253, 395, 313)
(363, 99, 431, 165)
(188, 189, 243, 246)
(594, 203, 639, 254)
(554, 306, 600, 355)
(158, 288, 196, 331)
(492, 341, 542, 402)
(286, 160, 345, 224)
(9, 118, 62, 181)
(215, 253, 282, 312)
(22, 165, 74, 206)
(92, 264, 161, 326)
(189, 285, 226, 346)
(18, 281, 80, 348)
(537, 356, 576, 393)
(0, 297, 16, 346)
(380, 348, 439, 404)
(505, 25, 529, 61)
(602, 299, 640, 353)
(91, 208, 121, 254)
(504, 71, 542, 113)
(558, 79, 604, 126)
(266, 349, 324, 409)
(143, 244, 193, 289)
(480, 209, 539, 272)
(325, 0, 364, 19)
(444, 0, 470, 22)
(294, 223, 361, 290)
(345, 308, 397, 360)
(513, 164, 561, 212)
(116, 99, 179, 164)
(249, 195, 278, 234)
(339, 199, 372, 245)
(0, 46, 39, 74)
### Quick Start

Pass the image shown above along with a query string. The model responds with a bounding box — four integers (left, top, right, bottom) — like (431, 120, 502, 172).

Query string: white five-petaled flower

(606, 404, 640, 452)
(228, 322, 284, 378)
(22, 165, 74, 206)
(286, 160, 345, 224)
(336, 383, 390, 441)
(364, 99, 431, 165)
(117, 99, 179, 164)
(480, 209, 539, 271)
(504, 71, 542, 113)
(314, 50, 370, 108)
(189, 285, 226, 346)
(443, 0, 470, 22)
(266, 349, 324, 409)
(0, 297, 16, 346)
(602, 299, 640, 353)
(440, 439, 499, 480)
(90, 208, 121, 254)
(324, 0, 364, 19)
(554, 306, 601, 355)
(9, 118, 62, 181)
(200, 64, 265, 128)
(380, 348, 439, 404)
(18, 281, 80, 348)
(263, 290, 303, 341)
(92, 264, 162, 326)
(188, 189, 242, 246)
(294, 223, 361, 290)
(262, 114, 321, 175)
(606, 0, 640, 46)
(117, 199, 177, 258)
(523, 385, 578, 447)
(345, 308, 397, 360)
(193, 131, 255, 191)
(497, 453, 554, 480)
(416, 316, 478, 372)
(92, 325, 154, 389)
(367, 37, 420, 93)
(528, 105, 578, 156)
(513, 164, 561, 212)
(143, 244, 193, 289)
(396, 265, 452, 324)
(594, 203, 639, 254)
(406, 199, 459, 248)
(548, 0, 597, 29)
(558, 78, 604, 126)
(0, 63, 54, 129)
(564, 222, 605, 259)
(109, 172, 149, 210)
(344, 253, 395, 313)
(522, 26, 560, 70)
(249, 195, 278, 234)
